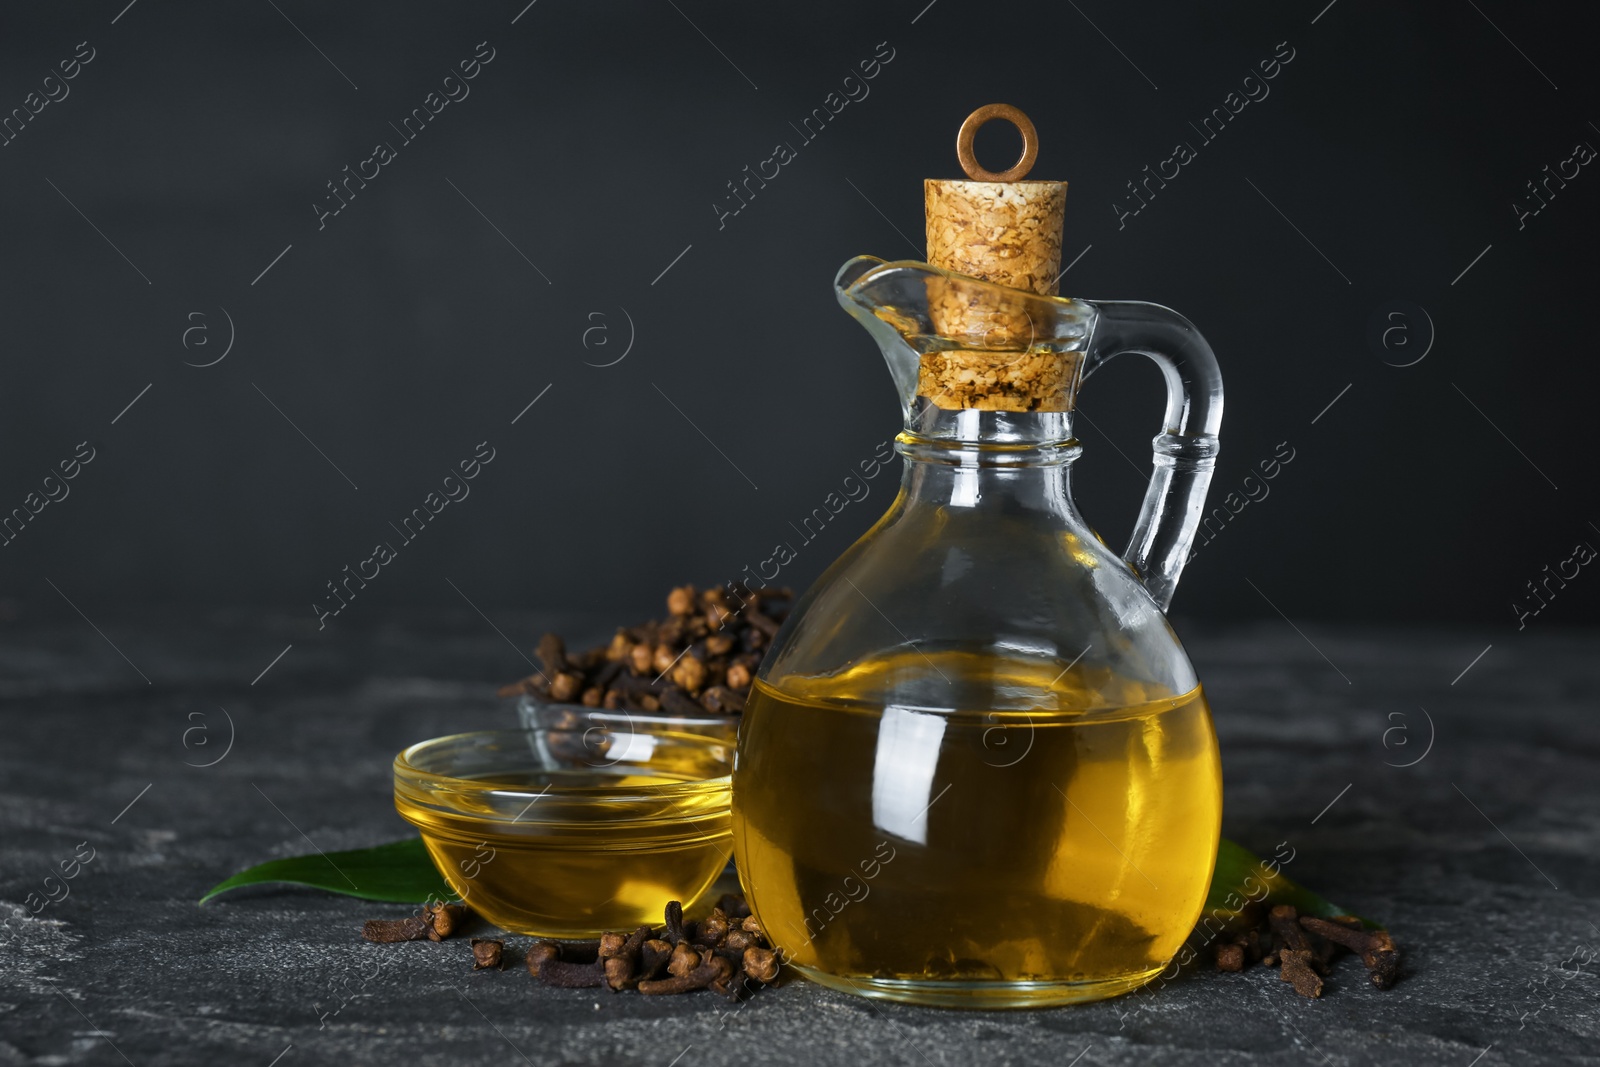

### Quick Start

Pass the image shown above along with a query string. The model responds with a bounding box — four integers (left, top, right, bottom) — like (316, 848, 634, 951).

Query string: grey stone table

(2, 610, 1596, 1066)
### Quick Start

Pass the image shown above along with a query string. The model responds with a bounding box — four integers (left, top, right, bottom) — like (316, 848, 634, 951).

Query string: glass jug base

(790, 962, 1167, 1009)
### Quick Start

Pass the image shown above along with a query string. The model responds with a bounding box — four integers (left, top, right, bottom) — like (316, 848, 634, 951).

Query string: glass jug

(731, 136, 1224, 1007)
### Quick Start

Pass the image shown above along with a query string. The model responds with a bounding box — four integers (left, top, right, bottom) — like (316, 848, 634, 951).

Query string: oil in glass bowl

(395, 713, 734, 938)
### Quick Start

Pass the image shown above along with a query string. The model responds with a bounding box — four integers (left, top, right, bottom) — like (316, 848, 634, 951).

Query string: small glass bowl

(394, 706, 736, 938)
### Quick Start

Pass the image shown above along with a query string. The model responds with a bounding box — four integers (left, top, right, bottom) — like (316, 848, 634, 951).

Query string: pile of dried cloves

(527, 896, 778, 998)
(364, 895, 780, 999)
(499, 585, 793, 716)
(1213, 904, 1400, 997)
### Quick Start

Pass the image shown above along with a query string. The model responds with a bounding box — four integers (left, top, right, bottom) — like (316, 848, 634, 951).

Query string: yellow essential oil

(397, 765, 731, 939)
(732, 650, 1222, 1007)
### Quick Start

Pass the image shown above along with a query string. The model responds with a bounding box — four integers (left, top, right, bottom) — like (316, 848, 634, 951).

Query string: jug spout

(837, 251, 1222, 608)
(834, 255, 1097, 424)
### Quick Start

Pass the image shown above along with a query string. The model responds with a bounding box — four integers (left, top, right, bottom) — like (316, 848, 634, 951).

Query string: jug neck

(895, 438, 1084, 527)
(895, 405, 1087, 522)
(899, 405, 1082, 468)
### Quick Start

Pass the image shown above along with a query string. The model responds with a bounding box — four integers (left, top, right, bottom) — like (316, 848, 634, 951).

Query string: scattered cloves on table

(1211, 903, 1402, 997)
(518, 896, 779, 999)
(498, 585, 794, 717)
(367, 893, 1390, 1003)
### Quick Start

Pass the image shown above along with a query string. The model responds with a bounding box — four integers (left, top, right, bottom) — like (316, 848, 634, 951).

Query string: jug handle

(1080, 300, 1223, 611)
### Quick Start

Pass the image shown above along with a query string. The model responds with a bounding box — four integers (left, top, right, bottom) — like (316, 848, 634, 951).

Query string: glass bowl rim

(393, 721, 735, 814)
(512, 695, 740, 738)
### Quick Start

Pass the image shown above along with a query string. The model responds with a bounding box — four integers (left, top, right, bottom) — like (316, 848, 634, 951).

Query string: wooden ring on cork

(955, 104, 1039, 182)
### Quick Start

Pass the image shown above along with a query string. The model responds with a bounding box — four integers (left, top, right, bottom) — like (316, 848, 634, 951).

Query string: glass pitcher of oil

(731, 106, 1225, 1008)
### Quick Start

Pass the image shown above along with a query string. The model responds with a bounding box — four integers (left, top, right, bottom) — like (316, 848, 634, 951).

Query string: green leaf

(199, 837, 454, 905)
(1205, 837, 1378, 929)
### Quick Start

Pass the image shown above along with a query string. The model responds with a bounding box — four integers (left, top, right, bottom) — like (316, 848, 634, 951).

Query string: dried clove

(539, 958, 608, 988)
(639, 951, 733, 995)
(362, 915, 430, 943)
(1300, 916, 1401, 990)
(698, 686, 745, 714)
(362, 901, 470, 944)
(696, 907, 730, 946)
(639, 939, 675, 981)
(742, 946, 780, 983)
(425, 902, 469, 941)
(711, 967, 748, 1001)
(671, 655, 708, 694)
(1266, 905, 1316, 965)
(549, 672, 583, 702)
(667, 941, 702, 978)
(603, 927, 653, 992)
(536, 633, 568, 677)
(554, 939, 602, 962)
(661, 900, 688, 945)
(471, 939, 505, 970)
(525, 941, 560, 977)
(667, 585, 696, 616)
(1279, 949, 1324, 998)
(1264, 904, 1325, 995)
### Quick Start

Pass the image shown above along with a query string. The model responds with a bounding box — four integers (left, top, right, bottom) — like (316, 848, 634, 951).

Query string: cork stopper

(918, 104, 1076, 412)
(924, 180, 1067, 295)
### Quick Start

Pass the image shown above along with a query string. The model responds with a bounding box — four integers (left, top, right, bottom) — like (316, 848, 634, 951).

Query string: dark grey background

(2, 0, 1596, 638)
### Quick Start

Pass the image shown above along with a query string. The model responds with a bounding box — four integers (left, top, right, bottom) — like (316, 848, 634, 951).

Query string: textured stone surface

(2, 610, 1596, 1066)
